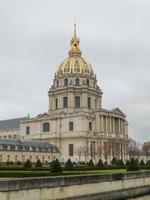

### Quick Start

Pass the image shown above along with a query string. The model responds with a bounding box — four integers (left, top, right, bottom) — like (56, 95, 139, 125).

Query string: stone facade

(19, 24, 129, 163)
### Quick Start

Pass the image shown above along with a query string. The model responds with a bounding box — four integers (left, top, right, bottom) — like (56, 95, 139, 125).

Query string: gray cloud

(0, 0, 150, 142)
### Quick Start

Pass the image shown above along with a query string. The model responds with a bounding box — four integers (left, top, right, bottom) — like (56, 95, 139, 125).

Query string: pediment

(111, 108, 125, 116)
(35, 113, 50, 120)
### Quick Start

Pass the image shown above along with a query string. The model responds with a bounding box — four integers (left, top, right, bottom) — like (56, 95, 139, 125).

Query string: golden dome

(57, 23, 94, 76)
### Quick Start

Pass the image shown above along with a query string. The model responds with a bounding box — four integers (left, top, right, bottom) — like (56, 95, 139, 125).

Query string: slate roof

(0, 139, 60, 153)
(0, 117, 28, 131)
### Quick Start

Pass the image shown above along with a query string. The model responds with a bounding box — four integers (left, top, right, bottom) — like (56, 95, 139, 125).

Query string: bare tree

(75, 146, 88, 162)
(128, 138, 141, 159)
(142, 141, 150, 157)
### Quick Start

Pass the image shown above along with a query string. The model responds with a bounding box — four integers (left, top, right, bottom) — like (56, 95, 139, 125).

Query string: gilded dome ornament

(57, 23, 94, 76)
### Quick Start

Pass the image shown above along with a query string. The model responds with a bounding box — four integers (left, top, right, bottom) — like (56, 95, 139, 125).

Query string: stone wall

(1, 171, 150, 200)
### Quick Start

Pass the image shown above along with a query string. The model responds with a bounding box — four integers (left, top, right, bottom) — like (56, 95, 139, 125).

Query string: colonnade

(100, 115, 127, 135)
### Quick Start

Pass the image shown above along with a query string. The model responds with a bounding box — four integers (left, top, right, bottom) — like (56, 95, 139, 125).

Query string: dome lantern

(68, 22, 82, 57)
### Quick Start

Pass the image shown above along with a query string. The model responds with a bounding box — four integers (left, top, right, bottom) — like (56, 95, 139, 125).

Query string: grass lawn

(63, 169, 126, 175)
(0, 170, 51, 177)
(0, 169, 127, 178)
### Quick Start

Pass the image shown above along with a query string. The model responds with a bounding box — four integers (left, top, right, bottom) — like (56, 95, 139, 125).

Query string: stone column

(60, 95, 63, 109)
(105, 117, 108, 133)
(70, 92, 74, 108)
(113, 117, 115, 133)
(121, 120, 123, 134)
(101, 116, 104, 132)
(123, 120, 125, 134)
(109, 117, 112, 133)
(101, 141, 104, 161)
(49, 95, 52, 111)
(118, 119, 120, 134)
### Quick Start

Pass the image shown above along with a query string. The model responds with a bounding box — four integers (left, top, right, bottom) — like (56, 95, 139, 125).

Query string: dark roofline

(0, 116, 29, 122)
(0, 117, 29, 131)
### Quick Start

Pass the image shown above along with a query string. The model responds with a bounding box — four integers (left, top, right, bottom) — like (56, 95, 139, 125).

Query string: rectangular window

(88, 97, 91, 109)
(69, 121, 74, 131)
(63, 96, 68, 108)
(0, 155, 2, 162)
(15, 155, 18, 162)
(89, 122, 92, 131)
(75, 96, 80, 108)
(7, 155, 10, 161)
(69, 144, 74, 156)
(26, 127, 30, 135)
(55, 98, 58, 109)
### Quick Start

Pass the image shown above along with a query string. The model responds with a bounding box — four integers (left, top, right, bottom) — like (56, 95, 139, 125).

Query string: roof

(0, 117, 28, 131)
(0, 139, 60, 153)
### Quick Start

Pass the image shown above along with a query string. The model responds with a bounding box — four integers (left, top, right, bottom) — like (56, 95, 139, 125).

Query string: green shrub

(127, 158, 140, 171)
(65, 159, 74, 170)
(117, 159, 124, 167)
(87, 159, 95, 167)
(16, 161, 22, 166)
(97, 159, 104, 168)
(139, 160, 145, 166)
(126, 160, 130, 166)
(23, 159, 32, 168)
(104, 161, 107, 165)
(111, 157, 117, 165)
(51, 159, 62, 174)
(35, 159, 42, 167)
(146, 160, 150, 166)
(135, 158, 139, 165)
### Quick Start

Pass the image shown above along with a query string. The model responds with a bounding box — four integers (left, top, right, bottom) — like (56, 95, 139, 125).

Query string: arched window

(43, 123, 50, 132)
(56, 80, 59, 87)
(86, 79, 89, 87)
(75, 78, 80, 86)
(64, 78, 68, 86)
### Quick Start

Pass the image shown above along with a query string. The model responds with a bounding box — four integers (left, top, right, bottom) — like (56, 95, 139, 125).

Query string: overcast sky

(0, 0, 150, 142)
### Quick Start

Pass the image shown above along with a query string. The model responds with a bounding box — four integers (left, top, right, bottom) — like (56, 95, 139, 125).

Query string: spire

(68, 21, 82, 57)
(73, 20, 77, 39)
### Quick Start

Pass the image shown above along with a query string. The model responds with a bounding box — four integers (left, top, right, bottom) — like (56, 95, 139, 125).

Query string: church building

(0, 24, 129, 163)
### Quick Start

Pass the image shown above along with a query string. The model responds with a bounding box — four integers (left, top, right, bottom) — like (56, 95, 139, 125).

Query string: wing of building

(0, 24, 129, 163)
(0, 139, 60, 163)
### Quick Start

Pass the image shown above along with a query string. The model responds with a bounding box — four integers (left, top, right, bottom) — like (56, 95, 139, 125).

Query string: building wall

(0, 150, 59, 163)
(0, 129, 20, 139)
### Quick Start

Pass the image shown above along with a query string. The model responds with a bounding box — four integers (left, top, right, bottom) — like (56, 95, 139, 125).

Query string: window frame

(88, 97, 91, 109)
(89, 122, 92, 131)
(69, 144, 74, 156)
(69, 121, 74, 131)
(86, 79, 90, 86)
(63, 96, 68, 108)
(64, 78, 68, 86)
(43, 122, 50, 132)
(75, 78, 80, 86)
(75, 96, 80, 108)
(55, 98, 58, 109)
(26, 126, 30, 135)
